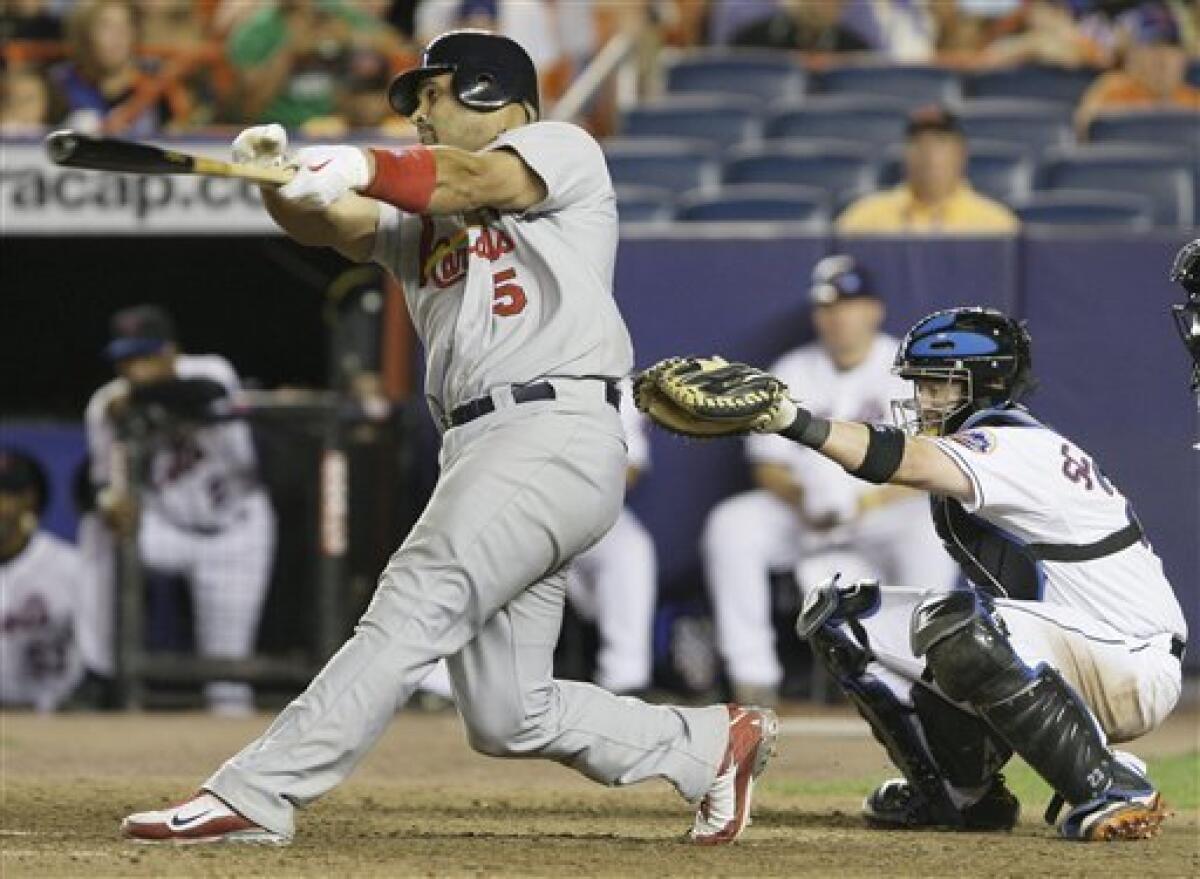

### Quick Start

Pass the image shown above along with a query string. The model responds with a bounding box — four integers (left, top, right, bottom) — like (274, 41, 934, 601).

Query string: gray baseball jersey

(371, 121, 634, 425)
(0, 532, 85, 710)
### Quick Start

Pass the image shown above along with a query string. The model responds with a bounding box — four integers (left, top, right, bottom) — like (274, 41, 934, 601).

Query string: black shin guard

(913, 593, 1147, 807)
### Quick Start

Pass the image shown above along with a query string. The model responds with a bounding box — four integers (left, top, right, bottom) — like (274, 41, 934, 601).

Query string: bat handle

(191, 157, 295, 187)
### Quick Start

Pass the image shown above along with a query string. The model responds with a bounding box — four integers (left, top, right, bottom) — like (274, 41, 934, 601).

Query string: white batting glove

(277, 145, 370, 210)
(231, 123, 289, 168)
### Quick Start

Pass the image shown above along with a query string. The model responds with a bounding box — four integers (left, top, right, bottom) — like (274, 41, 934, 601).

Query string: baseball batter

(0, 449, 85, 712)
(84, 305, 276, 715)
(123, 31, 775, 846)
(643, 307, 1185, 841)
(702, 256, 958, 704)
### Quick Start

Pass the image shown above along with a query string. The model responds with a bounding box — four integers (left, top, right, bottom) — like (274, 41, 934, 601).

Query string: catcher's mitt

(632, 356, 790, 438)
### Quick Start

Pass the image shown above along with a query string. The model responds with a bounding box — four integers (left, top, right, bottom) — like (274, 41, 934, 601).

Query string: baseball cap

(809, 255, 876, 306)
(0, 447, 48, 513)
(104, 304, 176, 362)
(906, 104, 963, 138)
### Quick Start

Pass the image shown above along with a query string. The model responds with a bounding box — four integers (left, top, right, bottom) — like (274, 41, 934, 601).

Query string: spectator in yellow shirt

(837, 106, 1019, 235)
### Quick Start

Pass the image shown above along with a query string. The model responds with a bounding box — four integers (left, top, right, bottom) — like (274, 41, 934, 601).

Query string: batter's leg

(701, 490, 804, 695)
(572, 507, 657, 694)
(450, 568, 726, 801)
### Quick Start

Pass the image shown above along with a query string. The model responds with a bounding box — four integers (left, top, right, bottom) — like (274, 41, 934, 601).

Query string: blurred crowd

(1, 0, 1197, 138)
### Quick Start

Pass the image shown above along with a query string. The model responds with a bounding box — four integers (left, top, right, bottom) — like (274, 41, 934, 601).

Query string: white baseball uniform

(837, 411, 1186, 744)
(567, 383, 657, 693)
(702, 335, 959, 690)
(84, 354, 277, 713)
(0, 531, 85, 711)
(203, 121, 728, 839)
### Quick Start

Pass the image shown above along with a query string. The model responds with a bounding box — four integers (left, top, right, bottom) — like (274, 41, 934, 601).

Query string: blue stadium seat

(813, 65, 961, 107)
(1087, 110, 1200, 149)
(1010, 191, 1154, 229)
(1037, 145, 1194, 226)
(877, 141, 1033, 203)
(1188, 58, 1200, 88)
(958, 99, 1073, 153)
(621, 95, 762, 148)
(965, 65, 1100, 105)
(665, 50, 806, 103)
(675, 184, 830, 225)
(615, 186, 673, 224)
(765, 96, 910, 146)
(603, 138, 721, 194)
(722, 141, 879, 205)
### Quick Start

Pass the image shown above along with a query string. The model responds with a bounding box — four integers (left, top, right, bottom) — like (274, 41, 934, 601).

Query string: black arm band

(849, 424, 906, 484)
(779, 406, 831, 448)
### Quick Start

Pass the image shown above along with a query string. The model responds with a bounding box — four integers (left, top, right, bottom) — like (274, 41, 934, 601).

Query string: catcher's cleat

(121, 791, 288, 845)
(863, 776, 1020, 832)
(689, 704, 779, 845)
(1059, 791, 1169, 842)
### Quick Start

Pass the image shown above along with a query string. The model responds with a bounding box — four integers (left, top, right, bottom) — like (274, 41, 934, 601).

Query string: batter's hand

(277, 145, 370, 210)
(231, 123, 289, 168)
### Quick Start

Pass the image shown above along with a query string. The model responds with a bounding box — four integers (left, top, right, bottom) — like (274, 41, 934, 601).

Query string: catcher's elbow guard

(849, 424, 906, 483)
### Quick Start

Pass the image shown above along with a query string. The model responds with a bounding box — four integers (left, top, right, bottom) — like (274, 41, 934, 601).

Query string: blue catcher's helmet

(893, 307, 1033, 435)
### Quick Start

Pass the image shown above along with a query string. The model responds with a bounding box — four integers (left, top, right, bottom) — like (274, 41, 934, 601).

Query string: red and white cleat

(121, 791, 287, 845)
(689, 704, 779, 845)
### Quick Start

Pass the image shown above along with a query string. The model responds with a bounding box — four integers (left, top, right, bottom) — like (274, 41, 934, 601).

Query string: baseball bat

(43, 129, 294, 186)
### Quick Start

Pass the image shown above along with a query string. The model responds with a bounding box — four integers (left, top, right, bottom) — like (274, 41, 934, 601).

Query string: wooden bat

(44, 129, 294, 186)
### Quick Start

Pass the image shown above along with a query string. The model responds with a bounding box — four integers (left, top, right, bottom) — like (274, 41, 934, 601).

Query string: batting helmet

(893, 307, 1034, 435)
(388, 30, 539, 120)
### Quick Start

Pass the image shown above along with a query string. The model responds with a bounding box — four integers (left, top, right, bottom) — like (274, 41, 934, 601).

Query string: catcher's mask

(1169, 238, 1200, 393)
(892, 307, 1034, 436)
(387, 29, 539, 121)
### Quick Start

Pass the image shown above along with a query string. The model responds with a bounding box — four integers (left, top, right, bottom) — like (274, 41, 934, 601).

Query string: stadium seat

(603, 138, 721, 194)
(958, 99, 1073, 153)
(1037, 145, 1195, 226)
(1188, 58, 1200, 88)
(621, 95, 762, 148)
(812, 65, 961, 107)
(765, 96, 910, 146)
(615, 186, 674, 224)
(675, 184, 830, 226)
(1087, 110, 1200, 149)
(1010, 191, 1154, 229)
(965, 65, 1100, 106)
(721, 140, 880, 206)
(877, 141, 1033, 204)
(665, 50, 806, 103)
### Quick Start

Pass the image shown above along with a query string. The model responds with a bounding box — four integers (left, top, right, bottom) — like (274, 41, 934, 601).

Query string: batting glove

(277, 145, 370, 210)
(231, 123, 288, 168)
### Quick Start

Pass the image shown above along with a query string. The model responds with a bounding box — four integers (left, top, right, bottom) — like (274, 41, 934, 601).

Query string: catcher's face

(893, 373, 970, 436)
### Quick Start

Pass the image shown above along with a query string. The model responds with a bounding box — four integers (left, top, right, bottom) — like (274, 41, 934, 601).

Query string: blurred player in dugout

(82, 305, 276, 716)
(702, 255, 960, 706)
(0, 447, 86, 712)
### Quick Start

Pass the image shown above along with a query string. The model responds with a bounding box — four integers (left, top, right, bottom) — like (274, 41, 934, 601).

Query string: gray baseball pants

(204, 383, 728, 838)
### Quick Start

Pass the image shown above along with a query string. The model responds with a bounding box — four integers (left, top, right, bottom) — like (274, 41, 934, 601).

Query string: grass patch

(765, 752, 1200, 811)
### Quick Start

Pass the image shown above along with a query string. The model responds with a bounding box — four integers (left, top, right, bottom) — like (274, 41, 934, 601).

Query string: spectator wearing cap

(1075, 7, 1200, 138)
(83, 304, 277, 716)
(0, 447, 87, 712)
(699, 255, 960, 707)
(836, 106, 1019, 235)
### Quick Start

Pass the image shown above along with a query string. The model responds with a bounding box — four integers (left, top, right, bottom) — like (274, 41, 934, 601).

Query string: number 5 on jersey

(492, 268, 526, 316)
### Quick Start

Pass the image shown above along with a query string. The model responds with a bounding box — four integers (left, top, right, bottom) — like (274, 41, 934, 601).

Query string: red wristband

(364, 146, 436, 214)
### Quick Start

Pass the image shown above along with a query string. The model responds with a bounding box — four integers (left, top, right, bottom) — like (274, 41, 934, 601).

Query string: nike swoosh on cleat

(170, 809, 213, 828)
(306, 159, 333, 173)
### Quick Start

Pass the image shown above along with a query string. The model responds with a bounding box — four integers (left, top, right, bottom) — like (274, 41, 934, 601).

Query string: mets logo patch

(949, 428, 998, 454)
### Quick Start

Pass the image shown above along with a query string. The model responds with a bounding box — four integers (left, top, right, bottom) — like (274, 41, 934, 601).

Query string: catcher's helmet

(388, 30, 539, 120)
(893, 307, 1034, 435)
(1169, 238, 1200, 392)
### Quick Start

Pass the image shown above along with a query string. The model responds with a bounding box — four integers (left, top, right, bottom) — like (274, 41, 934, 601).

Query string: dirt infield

(2, 707, 1197, 877)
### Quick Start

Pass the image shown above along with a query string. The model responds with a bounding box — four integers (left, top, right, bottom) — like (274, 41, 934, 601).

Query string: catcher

(635, 306, 1187, 841)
